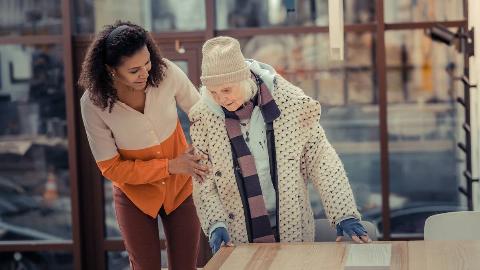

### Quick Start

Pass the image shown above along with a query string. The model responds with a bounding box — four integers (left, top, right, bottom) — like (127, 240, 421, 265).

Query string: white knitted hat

(200, 36, 250, 87)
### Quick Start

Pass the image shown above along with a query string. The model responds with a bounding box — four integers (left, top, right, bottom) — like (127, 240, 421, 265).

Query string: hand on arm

(168, 145, 209, 181)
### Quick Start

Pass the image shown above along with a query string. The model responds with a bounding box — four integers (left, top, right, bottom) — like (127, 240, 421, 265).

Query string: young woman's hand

(168, 146, 209, 181)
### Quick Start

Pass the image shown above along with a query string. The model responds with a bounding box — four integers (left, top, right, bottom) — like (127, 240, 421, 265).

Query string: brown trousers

(114, 186, 200, 270)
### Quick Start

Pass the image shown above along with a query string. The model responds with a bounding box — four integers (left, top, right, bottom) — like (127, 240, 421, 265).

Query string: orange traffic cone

(43, 169, 59, 204)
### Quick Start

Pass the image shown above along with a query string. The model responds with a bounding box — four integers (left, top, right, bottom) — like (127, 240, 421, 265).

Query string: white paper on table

(344, 244, 392, 270)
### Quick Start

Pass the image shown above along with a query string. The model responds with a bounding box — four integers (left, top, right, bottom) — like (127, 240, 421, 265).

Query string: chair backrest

(424, 211, 480, 240)
(314, 219, 378, 242)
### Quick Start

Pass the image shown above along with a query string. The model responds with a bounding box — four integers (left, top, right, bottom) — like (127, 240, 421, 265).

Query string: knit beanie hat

(200, 36, 251, 87)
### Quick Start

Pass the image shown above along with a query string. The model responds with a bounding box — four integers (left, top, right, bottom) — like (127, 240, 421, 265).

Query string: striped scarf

(223, 74, 280, 243)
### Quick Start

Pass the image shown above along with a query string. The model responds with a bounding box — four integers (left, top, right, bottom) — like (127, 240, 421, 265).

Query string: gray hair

(204, 78, 258, 104)
(239, 78, 258, 102)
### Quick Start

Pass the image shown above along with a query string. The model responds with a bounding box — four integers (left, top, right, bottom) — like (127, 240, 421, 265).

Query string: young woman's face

(111, 45, 152, 91)
(208, 82, 246, 111)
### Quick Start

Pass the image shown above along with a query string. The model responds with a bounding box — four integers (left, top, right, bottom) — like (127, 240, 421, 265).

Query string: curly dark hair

(78, 21, 167, 112)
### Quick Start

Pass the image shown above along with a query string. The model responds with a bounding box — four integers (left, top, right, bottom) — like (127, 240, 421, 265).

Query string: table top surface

(203, 240, 480, 270)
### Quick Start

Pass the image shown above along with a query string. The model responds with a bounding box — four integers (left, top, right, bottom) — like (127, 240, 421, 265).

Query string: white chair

(424, 211, 480, 240)
(314, 219, 378, 242)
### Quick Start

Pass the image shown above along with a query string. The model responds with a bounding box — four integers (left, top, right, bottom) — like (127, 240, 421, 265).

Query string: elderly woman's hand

(210, 227, 234, 254)
(336, 218, 372, 244)
(168, 145, 209, 181)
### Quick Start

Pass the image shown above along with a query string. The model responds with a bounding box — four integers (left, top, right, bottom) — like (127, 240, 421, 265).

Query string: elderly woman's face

(208, 82, 246, 111)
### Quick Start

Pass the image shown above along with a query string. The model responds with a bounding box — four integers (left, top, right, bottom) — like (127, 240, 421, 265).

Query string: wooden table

(203, 241, 480, 270)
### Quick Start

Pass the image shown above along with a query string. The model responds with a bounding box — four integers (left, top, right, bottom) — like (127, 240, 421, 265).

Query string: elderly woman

(189, 36, 370, 253)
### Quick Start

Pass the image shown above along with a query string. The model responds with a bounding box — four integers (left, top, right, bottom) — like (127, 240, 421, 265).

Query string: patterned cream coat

(189, 74, 360, 243)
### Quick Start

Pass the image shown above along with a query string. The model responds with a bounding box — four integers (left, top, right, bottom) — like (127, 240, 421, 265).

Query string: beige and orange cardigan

(80, 59, 200, 218)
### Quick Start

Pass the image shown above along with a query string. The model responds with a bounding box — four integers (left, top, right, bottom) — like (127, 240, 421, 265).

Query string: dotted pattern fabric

(189, 75, 360, 243)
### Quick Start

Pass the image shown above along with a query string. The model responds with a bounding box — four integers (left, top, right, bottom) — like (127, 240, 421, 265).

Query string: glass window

(0, 0, 62, 36)
(107, 251, 130, 270)
(239, 33, 380, 219)
(173, 61, 192, 142)
(0, 44, 71, 240)
(0, 251, 72, 269)
(74, 0, 206, 34)
(104, 180, 121, 239)
(107, 250, 168, 269)
(384, 0, 464, 23)
(384, 30, 466, 237)
(216, 0, 375, 30)
(372, 205, 467, 237)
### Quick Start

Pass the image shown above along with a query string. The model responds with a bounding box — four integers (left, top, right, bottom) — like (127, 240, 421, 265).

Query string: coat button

(228, 213, 235, 220)
(215, 171, 222, 177)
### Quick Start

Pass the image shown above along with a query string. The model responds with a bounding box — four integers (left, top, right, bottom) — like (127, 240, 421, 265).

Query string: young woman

(189, 36, 371, 254)
(78, 21, 207, 270)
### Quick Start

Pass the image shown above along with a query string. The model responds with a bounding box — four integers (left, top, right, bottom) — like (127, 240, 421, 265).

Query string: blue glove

(209, 227, 231, 254)
(336, 218, 369, 242)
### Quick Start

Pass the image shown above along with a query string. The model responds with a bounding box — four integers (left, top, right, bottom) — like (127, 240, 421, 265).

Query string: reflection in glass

(239, 33, 380, 219)
(0, 45, 71, 240)
(173, 61, 192, 142)
(104, 180, 121, 238)
(0, 0, 62, 36)
(384, 0, 463, 23)
(107, 251, 130, 270)
(216, 0, 375, 29)
(74, 0, 206, 34)
(107, 250, 168, 269)
(384, 30, 466, 237)
(0, 251, 72, 269)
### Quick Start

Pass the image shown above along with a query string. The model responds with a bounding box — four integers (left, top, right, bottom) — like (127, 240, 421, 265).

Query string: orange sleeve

(97, 155, 170, 185)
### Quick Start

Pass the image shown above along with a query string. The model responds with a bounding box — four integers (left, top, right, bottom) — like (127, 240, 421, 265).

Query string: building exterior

(0, 0, 473, 269)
